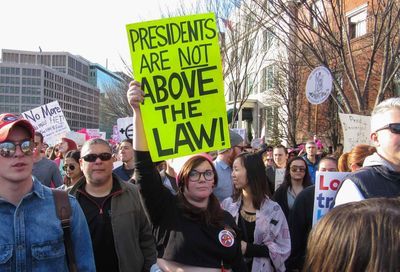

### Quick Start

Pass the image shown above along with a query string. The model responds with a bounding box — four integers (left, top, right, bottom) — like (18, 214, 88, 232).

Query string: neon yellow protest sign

(126, 13, 230, 161)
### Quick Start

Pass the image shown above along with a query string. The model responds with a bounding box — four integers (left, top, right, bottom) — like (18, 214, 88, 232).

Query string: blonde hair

(304, 198, 400, 272)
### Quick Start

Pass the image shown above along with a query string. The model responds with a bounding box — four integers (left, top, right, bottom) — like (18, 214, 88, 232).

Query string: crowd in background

(1, 94, 399, 272)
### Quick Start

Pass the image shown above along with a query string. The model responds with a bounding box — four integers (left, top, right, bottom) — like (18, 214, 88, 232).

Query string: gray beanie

(218, 129, 244, 154)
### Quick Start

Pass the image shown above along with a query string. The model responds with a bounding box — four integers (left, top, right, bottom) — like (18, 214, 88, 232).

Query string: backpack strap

(52, 189, 77, 272)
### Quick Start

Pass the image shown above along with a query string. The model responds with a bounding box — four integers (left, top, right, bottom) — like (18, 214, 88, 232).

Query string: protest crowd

(1, 12, 399, 272)
(1, 76, 399, 272)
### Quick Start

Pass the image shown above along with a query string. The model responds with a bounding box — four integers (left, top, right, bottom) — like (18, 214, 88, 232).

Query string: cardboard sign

(305, 66, 333, 105)
(312, 171, 349, 226)
(117, 117, 134, 140)
(22, 101, 70, 145)
(339, 113, 371, 152)
(126, 13, 230, 161)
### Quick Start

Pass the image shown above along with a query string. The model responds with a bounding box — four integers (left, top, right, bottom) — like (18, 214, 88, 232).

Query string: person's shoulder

(222, 209, 237, 224)
(274, 184, 286, 195)
(221, 197, 235, 208)
(119, 178, 141, 194)
(113, 164, 124, 172)
(300, 185, 315, 196)
(293, 185, 315, 207)
(214, 159, 229, 170)
(261, 198, 282, 212)
(346, 166, 376, 182)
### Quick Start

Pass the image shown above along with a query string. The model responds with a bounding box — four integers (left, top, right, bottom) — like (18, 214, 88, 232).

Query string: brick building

(292, 0, 400, 147)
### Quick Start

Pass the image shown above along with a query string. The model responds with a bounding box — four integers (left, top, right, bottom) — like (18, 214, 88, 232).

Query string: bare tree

(221, 3, 271, 130)
(264, 52, 306, 146)
(247, 0, 400, 114)
(100, 80, 133, 120)
(161, 0, 273, 136)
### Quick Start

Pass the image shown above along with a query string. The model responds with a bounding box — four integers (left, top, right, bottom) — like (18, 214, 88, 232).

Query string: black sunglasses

(82, 153, 112, 162)
(0, 140, 34, 158)
(63, 164, 76, 171)
(375, 123, 400, 134)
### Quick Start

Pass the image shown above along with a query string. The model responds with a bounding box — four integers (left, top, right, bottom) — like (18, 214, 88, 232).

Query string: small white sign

(22, 101, 70, 145)
(117, 117, 134, 141)
(306, 66, 333, 105)
(339, 113, 371, 152)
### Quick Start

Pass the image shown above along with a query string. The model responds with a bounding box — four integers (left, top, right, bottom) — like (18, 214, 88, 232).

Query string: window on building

(265, 106, 278, 135)
(347, 5, 368, 39)
(266, 65, 275, 90)
(246, 73, 255, 95)
(263, 28, 274, 51)
(20, 54, 36, 64)
(311, 0, 324, 29)
(261, 67, 266, 92)
(2, 53, 19, 63)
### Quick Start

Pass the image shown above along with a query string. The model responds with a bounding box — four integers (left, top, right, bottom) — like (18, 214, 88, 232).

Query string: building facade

(0, 49, 100, 131)
(221, 0, 292, 146)
(293, 0, 400, 147)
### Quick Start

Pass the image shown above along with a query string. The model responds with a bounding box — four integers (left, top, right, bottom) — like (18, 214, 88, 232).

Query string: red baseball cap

(0, 113, 35, 142)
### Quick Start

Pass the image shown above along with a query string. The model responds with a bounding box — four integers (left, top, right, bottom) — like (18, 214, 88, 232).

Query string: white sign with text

(339, 113, 371, 152)
(22, 101, 70, 145)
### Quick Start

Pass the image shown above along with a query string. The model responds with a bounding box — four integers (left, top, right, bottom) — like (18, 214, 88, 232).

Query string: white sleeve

(334, 179, 365, 207)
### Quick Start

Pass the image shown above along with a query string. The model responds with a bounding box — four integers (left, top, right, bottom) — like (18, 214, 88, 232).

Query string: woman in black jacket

(128, 81, 247, 272)
(272, 157, 311, 220)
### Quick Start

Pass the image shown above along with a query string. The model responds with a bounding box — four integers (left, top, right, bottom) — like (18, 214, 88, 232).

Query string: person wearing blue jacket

(0, 113, 95, 271)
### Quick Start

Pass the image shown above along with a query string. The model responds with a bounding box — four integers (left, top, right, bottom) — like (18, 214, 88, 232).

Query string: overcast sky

(0, 0, 196, 72)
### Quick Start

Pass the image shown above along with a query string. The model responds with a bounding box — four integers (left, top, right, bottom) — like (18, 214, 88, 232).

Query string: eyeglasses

(188, 169, 215, 182)
(0, 140, 34, 158)
(290, 166, 306, 172)
(82, 153, 112, 162)
(63, 164, 76, 171)
(375, 123, 400, 134)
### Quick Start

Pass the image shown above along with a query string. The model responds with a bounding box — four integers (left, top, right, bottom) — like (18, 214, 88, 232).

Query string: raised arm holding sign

(126, 13, 230, 161)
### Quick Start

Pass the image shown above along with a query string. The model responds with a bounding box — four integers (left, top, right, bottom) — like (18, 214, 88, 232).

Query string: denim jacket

(0, 177, 96, 272)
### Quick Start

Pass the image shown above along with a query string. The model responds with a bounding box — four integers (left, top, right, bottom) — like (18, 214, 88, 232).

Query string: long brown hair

(176, 155, 224, 227)
(281, 157, 311, 191)
(304, 198, 400, 272)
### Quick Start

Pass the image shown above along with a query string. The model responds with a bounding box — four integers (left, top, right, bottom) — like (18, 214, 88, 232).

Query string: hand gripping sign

(126, 13, 230, 161)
